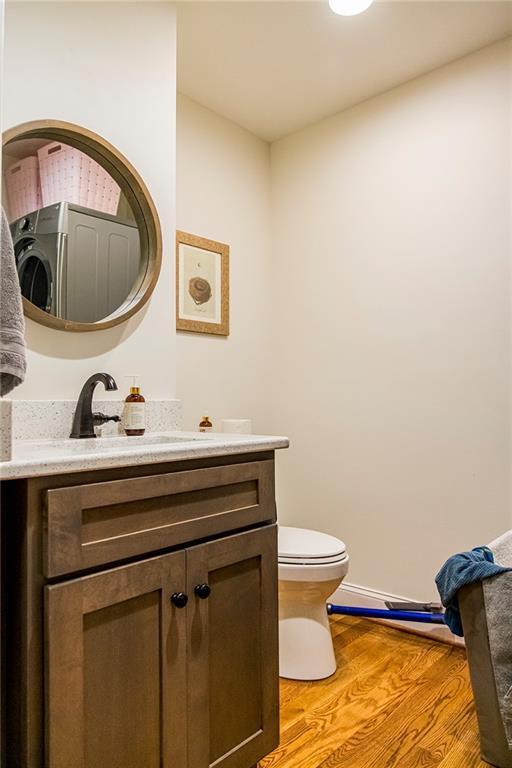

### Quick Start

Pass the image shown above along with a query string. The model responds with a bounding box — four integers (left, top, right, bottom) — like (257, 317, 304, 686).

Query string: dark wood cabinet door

(186, 525, 279, 768)
(45, 552, 187, 768)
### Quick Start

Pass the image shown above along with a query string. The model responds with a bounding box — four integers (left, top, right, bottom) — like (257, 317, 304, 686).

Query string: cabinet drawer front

(45, 460, 275, 577)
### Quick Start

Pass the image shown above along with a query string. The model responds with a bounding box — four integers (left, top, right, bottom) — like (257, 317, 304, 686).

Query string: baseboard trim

(330, 581, 464, 647)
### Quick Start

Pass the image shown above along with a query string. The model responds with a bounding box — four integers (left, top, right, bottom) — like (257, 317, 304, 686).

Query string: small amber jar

(199, 416, 213, 432)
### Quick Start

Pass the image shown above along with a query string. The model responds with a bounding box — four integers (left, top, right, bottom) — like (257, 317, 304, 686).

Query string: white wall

(176, 95, 274, 432)
(3, 6, 509, 603)
(271, 39, 512, 598)
(2, 2, 177, 401)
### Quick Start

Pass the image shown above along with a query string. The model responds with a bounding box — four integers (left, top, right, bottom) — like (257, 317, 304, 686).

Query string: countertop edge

(0, 434, 290, 480)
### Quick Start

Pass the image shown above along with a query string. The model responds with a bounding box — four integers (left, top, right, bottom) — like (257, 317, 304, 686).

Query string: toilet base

(278, 578, 342, 681)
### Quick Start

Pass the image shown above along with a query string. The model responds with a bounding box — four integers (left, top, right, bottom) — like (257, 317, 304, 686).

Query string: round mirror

(2, 120, 162, 331)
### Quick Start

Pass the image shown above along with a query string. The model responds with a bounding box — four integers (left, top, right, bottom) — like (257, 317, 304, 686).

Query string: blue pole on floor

(326, 603, 446, 625)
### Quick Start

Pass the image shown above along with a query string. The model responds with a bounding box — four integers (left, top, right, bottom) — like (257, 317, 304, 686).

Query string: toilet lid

(278, 526, 347, 563)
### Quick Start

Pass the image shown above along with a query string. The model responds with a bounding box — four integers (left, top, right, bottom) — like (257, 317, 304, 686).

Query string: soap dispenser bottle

(124, 376, 146, 436)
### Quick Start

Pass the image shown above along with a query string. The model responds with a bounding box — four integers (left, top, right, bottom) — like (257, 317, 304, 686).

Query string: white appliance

(10, 202, 140, 323)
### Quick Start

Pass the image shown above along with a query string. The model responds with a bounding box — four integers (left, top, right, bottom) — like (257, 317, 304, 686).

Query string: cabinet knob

(171, 592, 188, 608)
(194, 584, 211, 600)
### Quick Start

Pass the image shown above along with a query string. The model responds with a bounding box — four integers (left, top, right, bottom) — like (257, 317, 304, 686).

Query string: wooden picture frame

(176, 230, 230, 336)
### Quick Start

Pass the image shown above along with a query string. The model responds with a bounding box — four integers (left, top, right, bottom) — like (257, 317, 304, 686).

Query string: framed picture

(176, 230, 230, 336)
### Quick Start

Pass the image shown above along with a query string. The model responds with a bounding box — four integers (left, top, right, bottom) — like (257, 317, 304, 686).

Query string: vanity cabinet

(1, 452, 279, 768)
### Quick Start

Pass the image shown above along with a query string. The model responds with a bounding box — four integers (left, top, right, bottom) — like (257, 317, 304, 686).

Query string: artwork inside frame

(176, 230, 230, 336)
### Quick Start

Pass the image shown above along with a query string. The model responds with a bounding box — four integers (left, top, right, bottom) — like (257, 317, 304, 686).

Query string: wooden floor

(259, 616, 487, 768)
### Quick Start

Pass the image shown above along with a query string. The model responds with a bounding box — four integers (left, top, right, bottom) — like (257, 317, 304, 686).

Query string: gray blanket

(0, 207, 26, 394)
(486, 531, 512, 747)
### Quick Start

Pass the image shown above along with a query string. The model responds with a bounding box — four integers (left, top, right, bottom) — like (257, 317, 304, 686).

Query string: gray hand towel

(0, 206, 26, 394)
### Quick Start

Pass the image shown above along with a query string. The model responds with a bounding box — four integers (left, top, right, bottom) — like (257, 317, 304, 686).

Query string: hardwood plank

(276, 644, 458, 767)
(332, 655, 470, 768)
(279, 630, 446, 737)
(396, 698, 479, 768)
(269, 651, 427, 764)
(278, 619, 381, 713)
(437, 726, 488, 768)
(259, 617, 485, 768)
(278, 618, 378, 710)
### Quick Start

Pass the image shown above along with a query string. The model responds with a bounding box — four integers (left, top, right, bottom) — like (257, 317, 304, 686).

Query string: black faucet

(70, 373, 121, 439)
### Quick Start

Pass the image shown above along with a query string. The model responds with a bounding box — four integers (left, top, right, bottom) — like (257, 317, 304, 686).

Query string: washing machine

(10, 208, 60, 316)
(10, 202, 140, 323)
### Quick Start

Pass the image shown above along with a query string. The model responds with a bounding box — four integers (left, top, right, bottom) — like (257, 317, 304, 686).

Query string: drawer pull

(171, 592, 188, 608)
(194, 584, 211, 600)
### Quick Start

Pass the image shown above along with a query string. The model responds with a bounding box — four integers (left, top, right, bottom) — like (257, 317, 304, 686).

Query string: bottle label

(199, 426, 212, 432)
(125, 403, 146, 430)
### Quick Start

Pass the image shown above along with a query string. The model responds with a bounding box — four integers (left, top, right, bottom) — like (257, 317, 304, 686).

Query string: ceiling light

(329, 0, 375, 16)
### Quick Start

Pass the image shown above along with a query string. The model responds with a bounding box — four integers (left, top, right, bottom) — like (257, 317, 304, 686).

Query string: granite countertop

(0, 431, 290, 480)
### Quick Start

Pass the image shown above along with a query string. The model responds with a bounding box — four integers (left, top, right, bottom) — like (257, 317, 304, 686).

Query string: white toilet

(278, 526, 349, 681)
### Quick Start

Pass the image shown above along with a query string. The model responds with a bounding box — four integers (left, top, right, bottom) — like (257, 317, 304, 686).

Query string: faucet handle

(93, 412, 121, 426)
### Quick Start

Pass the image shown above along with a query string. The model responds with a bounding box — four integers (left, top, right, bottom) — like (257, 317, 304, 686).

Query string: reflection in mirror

(2, 137, 142, 324)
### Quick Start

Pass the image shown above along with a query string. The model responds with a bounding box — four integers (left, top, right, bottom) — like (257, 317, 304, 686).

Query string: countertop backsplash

(11, 399, 183, 441)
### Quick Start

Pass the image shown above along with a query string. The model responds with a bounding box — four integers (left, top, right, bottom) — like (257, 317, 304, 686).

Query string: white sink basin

(37, 434, 204, 454)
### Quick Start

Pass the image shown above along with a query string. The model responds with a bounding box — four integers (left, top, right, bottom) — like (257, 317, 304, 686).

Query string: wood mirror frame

(2, 119, 162, 332)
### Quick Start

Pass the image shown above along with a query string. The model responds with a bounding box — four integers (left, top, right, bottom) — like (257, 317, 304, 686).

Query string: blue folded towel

(435, 547, 512, 636)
